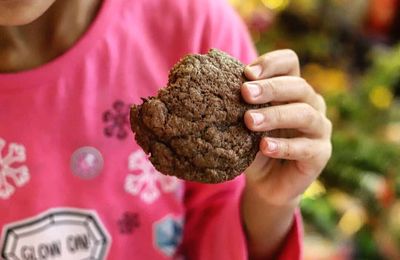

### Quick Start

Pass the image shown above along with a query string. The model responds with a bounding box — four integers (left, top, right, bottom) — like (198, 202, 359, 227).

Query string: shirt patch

(0, 138, 30, 200)
(153, 215, 183, 257)
(1, 208, 111, 260)
(124, 150, 179, 204)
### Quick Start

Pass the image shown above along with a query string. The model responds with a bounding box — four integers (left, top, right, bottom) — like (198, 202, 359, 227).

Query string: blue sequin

(154, 216, 183, 257)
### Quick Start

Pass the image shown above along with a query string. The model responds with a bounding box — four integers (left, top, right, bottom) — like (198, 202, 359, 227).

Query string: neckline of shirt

(0, 0, 115, 89)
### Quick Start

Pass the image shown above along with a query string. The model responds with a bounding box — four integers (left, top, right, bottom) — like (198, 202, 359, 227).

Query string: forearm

(241, 184, 298, 259)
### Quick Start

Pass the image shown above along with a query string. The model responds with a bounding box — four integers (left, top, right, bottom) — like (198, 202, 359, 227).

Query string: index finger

(241, 76, 326, 113)
(245, 49, 300, 80)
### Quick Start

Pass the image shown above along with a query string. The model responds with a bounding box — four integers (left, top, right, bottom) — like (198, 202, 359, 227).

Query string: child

(0, 0, 332, 259)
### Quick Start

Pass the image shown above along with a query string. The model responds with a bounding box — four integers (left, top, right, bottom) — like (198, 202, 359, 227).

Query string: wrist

(244, 179, 301, 209)
(241, 185, 298, 259)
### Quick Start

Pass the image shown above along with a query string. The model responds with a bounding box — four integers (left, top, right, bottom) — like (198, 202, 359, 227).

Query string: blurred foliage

(232, 0, 400, 258)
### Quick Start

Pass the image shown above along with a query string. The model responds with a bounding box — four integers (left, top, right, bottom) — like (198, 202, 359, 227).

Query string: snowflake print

(124, 150, 179, 204)
(103, 100, 131, 140)
(0, 138, 30, 200)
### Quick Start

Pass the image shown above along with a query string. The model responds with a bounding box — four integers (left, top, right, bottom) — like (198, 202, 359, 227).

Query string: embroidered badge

(102, 100, 131, 140)
(0, 138, 29, 200)
(124, 150, 179, 204)
(0, 208, 111, 260)
(154, 215, 183, 257)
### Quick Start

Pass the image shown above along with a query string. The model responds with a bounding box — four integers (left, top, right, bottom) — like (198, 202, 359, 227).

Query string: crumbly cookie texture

(130, 49, 266, 183)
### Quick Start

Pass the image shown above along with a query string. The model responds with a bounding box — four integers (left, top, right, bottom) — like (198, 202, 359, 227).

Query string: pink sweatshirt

(0, 0, 302, 259)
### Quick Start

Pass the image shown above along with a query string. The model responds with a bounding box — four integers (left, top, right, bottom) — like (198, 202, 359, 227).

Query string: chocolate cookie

(130, 49, 266, 183)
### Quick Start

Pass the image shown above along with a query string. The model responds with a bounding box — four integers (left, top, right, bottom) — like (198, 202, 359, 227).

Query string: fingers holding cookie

(241, 76, 325, 113)
(259, 137, 332, 167)
(244, 49, 300, 80)
(242, 49, 332, 178)
(244, 103, 330, 137)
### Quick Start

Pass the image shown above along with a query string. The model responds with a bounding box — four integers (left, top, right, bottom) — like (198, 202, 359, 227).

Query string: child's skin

(0, 0, 332, 258)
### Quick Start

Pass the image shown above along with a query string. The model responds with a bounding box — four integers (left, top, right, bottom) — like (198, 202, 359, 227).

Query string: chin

(0, 0, 56, 26)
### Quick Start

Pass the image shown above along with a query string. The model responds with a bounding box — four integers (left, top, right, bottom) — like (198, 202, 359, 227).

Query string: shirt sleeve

(180, 1, 303, 259)
(181, 177, 304, 260)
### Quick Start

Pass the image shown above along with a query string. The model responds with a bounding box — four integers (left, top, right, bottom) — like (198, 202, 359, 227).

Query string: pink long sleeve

(181, 177, 303, 259)
(181, 177, 248, 259)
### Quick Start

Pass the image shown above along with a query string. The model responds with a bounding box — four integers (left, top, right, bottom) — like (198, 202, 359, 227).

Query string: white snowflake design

(0, 138, 30, 200)
(124, 150, 179, 204)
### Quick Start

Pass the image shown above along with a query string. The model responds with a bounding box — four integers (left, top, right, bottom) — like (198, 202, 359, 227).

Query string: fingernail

(267, 139, 278, 152)
(250, 113, 264, 125)
(245, 83, 261, 98)
(247, 65, 262, 78)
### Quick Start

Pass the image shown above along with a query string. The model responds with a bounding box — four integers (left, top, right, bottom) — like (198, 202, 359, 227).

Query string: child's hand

(242, 49, 332, 206)
(240, 49, 332, 258)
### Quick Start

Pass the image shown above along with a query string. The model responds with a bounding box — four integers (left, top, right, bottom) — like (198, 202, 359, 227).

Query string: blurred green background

(229, 0, 400, 259)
